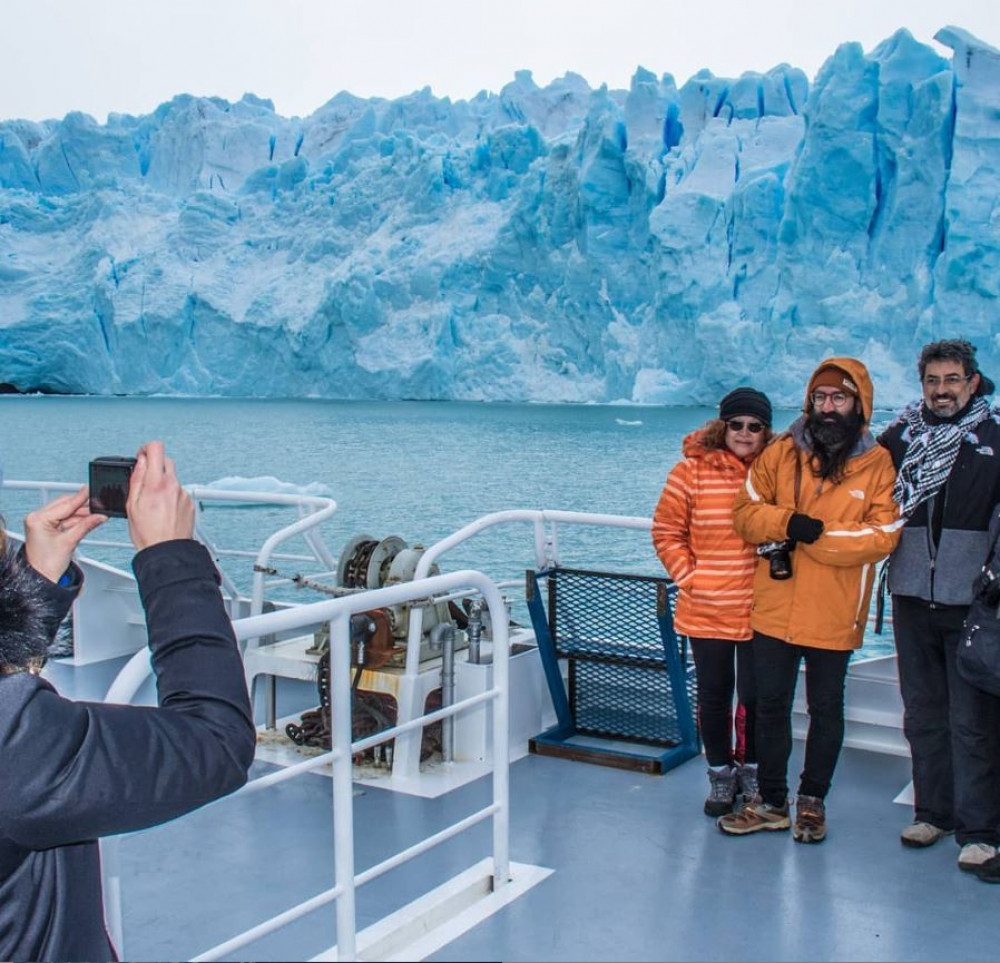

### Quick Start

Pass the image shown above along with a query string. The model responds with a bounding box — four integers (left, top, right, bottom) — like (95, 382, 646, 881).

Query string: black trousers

(753, 632, 851, 806)
(689, 637, 757, 768)
(893, 595, 1000, 845)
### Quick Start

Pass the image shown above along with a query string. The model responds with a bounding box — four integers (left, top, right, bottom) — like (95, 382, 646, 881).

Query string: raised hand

(126, 441, 195, 551)
(24, 487, 107, 582)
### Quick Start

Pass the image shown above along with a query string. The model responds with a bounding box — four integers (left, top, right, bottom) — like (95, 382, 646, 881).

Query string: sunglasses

(726, 419, 765, 434)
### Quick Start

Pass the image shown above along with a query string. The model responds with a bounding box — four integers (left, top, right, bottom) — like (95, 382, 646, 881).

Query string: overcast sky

(3, 0, 998, 123)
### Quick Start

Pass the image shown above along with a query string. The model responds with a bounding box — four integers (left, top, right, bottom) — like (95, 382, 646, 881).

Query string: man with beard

(878, 339, 1000, 880)
(718, 358, 900, 843)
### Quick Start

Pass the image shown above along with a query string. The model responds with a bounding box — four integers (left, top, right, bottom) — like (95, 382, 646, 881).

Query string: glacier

(0, 25, 998, 409)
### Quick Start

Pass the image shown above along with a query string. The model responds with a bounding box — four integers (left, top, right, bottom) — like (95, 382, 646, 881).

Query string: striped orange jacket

(652, 429, 757, 641)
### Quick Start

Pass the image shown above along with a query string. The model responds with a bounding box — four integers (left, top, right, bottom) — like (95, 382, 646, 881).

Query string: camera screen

(89, 460, 136, 518)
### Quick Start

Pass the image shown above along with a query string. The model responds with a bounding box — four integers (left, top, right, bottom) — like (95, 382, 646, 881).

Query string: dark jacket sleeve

(0, 540, 256, 849)
(16, 545, 82, 643)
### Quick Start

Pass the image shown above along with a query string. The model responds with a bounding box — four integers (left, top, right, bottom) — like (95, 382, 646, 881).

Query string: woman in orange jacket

(652, 387, 773, 816)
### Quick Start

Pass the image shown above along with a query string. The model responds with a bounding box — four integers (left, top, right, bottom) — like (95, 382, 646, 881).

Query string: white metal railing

(102, 568, 510, 963)
(385, 510, 652, 780)
(1, 480, 338, 619)
(406, 509, 651, 676)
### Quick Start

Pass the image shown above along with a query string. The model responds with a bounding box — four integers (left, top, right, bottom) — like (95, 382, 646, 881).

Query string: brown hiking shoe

(717, 796, 790, 835)
(793, 794, 827, 843)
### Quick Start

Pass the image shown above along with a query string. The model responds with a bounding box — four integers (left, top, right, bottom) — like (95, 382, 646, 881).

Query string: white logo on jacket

(849, 489, 865, 499)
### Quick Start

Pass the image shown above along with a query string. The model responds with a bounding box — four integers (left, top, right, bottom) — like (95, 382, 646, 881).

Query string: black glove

(787, 513, 824, 544)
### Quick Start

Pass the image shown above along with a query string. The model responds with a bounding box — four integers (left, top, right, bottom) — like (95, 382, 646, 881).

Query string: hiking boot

(735, 764, 759, 810)
(793, 794, 827, 844)
(704, 765, 738, 817)
(971, 853, 1000, 884)
(900, 821, 951, 848)
(717, 796, 790, 835)
(959, 842, 998, 872)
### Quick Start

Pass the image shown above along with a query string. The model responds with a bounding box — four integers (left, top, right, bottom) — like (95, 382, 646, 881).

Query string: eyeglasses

(726, 419, 765, 434)
(809, 391, 852, 408)
(922, 374, 972, 388)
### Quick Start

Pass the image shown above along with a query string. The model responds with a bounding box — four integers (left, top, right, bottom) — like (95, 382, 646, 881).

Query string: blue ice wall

(0, 26, 996, 408)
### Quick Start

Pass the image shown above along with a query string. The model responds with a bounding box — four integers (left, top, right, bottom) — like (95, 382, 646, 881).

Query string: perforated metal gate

(526, 568, 700, 774)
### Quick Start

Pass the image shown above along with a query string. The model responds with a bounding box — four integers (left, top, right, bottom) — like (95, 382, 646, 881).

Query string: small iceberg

(615, 418, 643, 426)
(198, 475, 335, 505)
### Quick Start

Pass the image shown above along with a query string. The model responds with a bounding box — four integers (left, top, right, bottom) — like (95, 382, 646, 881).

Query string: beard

(808, 408, 862, 451)
(807, 407, 863, 481)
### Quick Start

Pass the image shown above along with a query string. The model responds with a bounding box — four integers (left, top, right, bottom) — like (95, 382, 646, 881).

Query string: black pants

(689, 637, 757, 768)
(893, 595, 1000, 845)
(753, 632, 851, 806)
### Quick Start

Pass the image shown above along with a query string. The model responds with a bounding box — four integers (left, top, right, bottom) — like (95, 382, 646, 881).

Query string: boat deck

(47, 660, 997, 963)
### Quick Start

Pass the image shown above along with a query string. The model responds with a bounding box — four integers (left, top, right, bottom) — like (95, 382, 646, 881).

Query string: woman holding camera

(0, 444, 256, 963)
(652, 387, 773, 816)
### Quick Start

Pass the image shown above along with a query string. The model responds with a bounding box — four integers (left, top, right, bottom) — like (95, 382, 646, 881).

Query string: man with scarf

(719, 358, 900, 842)
(878, 338, 1000, 879)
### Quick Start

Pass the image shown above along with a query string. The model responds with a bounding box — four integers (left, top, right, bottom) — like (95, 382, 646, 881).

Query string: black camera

(757, 539, 795, 580)
(89, 456, 138, 518)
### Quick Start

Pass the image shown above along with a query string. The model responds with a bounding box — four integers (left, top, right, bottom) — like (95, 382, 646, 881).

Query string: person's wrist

(25, 552, 65, 584)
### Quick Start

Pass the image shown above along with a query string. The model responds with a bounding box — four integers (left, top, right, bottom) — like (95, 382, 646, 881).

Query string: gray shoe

(704, 765, 737, 817)
(735, 764, 759, 810)
(959, 842, 998, 872)
(900, 821, 952, 848)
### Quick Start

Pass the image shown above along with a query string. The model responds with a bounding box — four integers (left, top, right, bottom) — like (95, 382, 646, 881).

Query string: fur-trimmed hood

(0, 551, 53, 671)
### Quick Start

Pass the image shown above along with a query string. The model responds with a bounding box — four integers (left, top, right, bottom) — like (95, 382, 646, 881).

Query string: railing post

(329, 611, 358, 962)
(489, 591, 511, 889)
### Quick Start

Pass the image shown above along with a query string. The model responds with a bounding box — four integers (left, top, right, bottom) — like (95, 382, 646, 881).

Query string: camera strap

(873, 559, 890, 635)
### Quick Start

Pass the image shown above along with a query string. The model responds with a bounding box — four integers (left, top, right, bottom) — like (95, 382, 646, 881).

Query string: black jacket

(0, 540, 256, 963)
(878, 406, 1000, 605)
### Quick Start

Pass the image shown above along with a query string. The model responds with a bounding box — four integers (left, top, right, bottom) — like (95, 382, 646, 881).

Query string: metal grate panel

(527, 567, 699, 773)
(551, 569, 694, 745)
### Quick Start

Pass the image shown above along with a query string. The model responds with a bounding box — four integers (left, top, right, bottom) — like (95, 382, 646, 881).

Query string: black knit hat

(719, 387, 772, 427)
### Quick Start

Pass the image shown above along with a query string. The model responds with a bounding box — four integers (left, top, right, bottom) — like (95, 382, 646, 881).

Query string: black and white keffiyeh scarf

(893, 397, 995, 518)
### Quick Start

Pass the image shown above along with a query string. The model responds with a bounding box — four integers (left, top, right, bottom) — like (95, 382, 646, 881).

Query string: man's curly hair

(0, 551, 53, 673)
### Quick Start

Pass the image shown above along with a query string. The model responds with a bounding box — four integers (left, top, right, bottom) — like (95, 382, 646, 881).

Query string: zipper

(927, 492, 938, 603)
(927, 478, 953, 605)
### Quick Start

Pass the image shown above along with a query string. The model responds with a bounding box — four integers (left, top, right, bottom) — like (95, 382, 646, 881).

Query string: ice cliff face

(0, 26, 997, 408)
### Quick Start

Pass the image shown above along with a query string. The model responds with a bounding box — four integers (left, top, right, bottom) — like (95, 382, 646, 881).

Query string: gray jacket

(879, 410, 1000, 606)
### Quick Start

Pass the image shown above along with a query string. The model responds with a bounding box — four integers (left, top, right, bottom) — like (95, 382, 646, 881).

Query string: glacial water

(0, 395, 894, 657)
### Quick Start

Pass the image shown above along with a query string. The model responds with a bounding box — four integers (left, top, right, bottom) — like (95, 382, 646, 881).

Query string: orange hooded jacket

(732, 357, 902, 651)
(652, 428, 758, 641)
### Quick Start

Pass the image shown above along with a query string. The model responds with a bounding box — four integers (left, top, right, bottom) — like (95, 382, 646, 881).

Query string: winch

(330, 533, 463, 666)
(288, 533, 469, 757)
